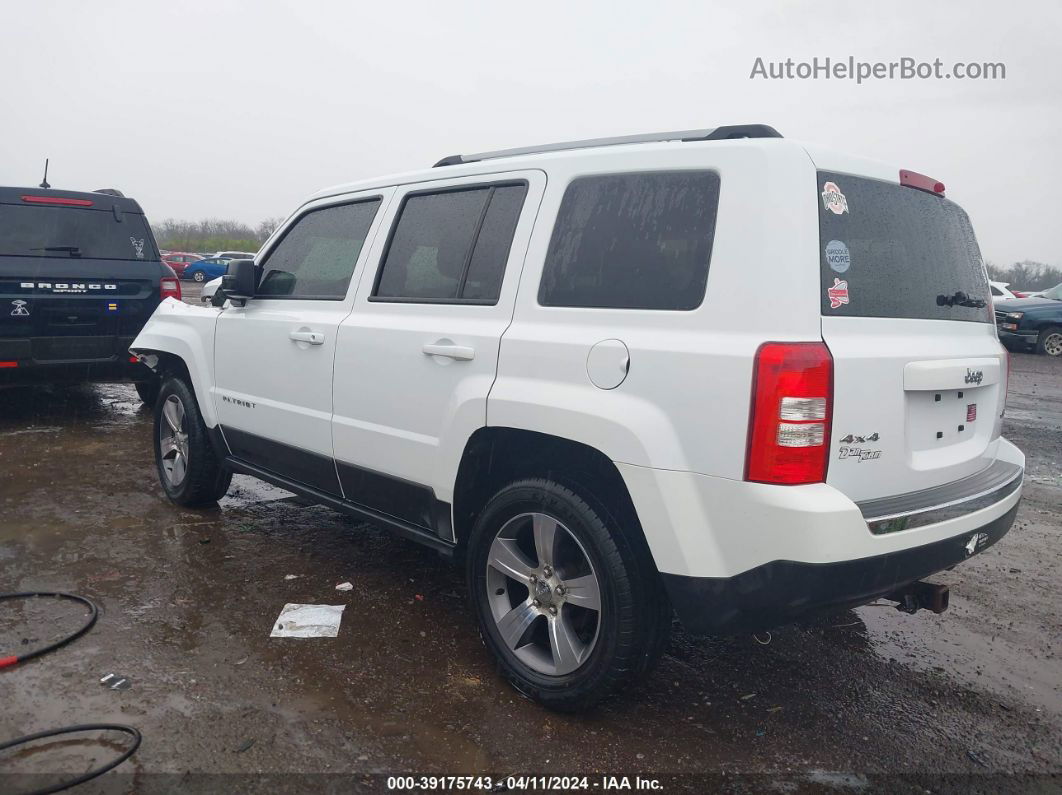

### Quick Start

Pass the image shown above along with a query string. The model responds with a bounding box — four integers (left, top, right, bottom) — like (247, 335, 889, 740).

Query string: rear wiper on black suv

(936, 290, 986, 309)
(30, 245, 82, 257)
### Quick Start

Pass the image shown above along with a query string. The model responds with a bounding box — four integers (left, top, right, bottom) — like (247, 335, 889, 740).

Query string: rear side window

(817, 171, 991, 323)
(538, 171, 720, 310)
(373, 183, 528, 303)
(0, 205, 158, 262)
(257, 199, 381, 299)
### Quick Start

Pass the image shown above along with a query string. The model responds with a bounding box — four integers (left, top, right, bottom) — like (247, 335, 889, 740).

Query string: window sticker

(821, 181, 849, 215)
(825, 239, 851, 273)
(129, 237, 145, 259)
(827, 277, 850, 309)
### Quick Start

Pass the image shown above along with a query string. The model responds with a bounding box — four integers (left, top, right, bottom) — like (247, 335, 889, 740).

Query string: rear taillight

(0, 361, 18, 368)
(745, 342, 834, 485)
(161, 277, 182, 302)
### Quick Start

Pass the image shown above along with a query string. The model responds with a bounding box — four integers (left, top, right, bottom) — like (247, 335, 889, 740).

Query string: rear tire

(154, 377, 231, 507)
(1036, 326, 1062, 357)
(466, 478, 669, 712)
(134, 378, 160, 407)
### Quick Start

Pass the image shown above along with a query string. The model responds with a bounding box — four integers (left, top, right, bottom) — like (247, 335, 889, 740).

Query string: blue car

(183, 257, 230, 283)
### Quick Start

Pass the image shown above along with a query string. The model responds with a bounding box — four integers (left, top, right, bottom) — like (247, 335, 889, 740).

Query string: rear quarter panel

(490, 139, 822, 478)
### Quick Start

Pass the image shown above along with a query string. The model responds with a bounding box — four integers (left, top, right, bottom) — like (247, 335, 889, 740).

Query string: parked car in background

(200, 276, 223, 303)
(213, 250, 257, 261)
(133, 125, 1022, 710)
(989, 281, 1017, 304)
(182, 257, 230, 283)
(161, 251, 203, 278)
(996, 282, 1062, 356)
(0, 185, 179, 404)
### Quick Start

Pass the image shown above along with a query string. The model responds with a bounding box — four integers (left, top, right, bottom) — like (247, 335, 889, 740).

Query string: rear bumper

(618, 438, 1025, 635)
(661, 504, 1018, 634)
(0, 335, 151, 385)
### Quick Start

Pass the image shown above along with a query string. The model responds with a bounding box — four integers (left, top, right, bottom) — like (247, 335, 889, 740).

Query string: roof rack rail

(433, 124, 782, 167)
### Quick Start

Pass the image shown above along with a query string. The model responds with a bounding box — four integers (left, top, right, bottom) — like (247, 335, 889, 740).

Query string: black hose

(0, 724, 142, 795)
(0, 592, 98, 669)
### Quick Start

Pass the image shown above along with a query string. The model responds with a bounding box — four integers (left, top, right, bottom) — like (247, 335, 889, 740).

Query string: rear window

(539, 171, 720, 310)
(0, 204, 158, 262)
(818, 172, 991, 323)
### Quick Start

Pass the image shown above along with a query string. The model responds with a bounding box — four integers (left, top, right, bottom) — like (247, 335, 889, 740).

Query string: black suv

(0, 187, 178, 403)
(995, 282, 1062, 357)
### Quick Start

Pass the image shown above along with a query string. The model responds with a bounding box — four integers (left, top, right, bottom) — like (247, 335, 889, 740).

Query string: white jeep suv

(132, 125, 1024, 711)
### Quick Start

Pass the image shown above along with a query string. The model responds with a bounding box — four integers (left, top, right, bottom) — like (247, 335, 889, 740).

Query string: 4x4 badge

(10, 299, 29, 317)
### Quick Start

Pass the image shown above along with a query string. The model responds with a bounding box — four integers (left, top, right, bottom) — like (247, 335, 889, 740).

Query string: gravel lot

(1, 300, 1059, 791)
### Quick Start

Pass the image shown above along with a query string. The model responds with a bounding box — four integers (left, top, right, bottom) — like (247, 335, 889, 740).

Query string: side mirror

(222, 259, 255, 306)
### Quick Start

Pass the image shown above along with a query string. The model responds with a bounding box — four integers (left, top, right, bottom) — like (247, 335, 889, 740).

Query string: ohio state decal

(821, 181, 849, 215)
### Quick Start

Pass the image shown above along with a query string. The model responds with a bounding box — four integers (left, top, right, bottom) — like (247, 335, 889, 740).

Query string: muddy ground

(1, 293, 1059, 792)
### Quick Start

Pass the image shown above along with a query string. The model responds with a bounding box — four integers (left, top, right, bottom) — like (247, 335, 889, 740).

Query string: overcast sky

(2, 1, 1059, 265)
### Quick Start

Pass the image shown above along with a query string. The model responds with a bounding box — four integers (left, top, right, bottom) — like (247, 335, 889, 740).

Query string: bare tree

(152, 217, 283, 253)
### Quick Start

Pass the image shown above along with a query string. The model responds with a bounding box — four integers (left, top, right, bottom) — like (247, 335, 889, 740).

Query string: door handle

(422, 343, 475, 361)
(289, 330, 325, 345)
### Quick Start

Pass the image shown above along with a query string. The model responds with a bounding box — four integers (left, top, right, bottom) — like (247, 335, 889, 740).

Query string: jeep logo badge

(964, 368, 984, 385)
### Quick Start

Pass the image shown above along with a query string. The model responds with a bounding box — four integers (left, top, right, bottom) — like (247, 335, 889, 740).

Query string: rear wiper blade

(936, 290, 986, 309)
(31, 245, 82, 257)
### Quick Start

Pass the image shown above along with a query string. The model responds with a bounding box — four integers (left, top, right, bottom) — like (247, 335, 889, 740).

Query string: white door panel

(214, 301, 346, 458)
(213, 189, 394, 492)
(332, 171, 546, 520)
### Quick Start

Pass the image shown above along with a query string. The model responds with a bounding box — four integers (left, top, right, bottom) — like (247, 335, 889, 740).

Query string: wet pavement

(1, 304, 1060, 791)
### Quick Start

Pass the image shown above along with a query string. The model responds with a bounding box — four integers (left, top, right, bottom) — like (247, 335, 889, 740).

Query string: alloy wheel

(159, 395, 190, 486)
(1044, 332, 1062, 357)
(485, 512, 602, 676)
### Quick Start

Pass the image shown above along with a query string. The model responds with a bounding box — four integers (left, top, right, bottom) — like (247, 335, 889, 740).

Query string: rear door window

(538, 171, 720, 310)
(817, 171, 991, 323)
(372, 182, 528, 304)
(0, 204, 157, 261)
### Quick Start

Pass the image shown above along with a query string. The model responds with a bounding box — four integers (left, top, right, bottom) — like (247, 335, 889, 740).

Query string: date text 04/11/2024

(385, 775, 663, 791)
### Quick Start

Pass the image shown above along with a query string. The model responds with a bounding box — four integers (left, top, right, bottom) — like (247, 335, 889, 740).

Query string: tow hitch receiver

(886, 582, 950, 615)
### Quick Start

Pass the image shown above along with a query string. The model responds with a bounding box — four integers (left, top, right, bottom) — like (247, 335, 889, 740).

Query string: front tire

(1036, 326, 1062, 357)
(192, 270, 206, 282)
(154, 377, 232, 507)
(467, 478, 669, 711)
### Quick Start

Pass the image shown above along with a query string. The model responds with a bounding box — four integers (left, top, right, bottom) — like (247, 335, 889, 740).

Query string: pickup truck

(995, 283, 1062, 356)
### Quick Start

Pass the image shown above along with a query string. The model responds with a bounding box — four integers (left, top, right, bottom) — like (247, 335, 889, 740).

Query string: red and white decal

(967, 403, 977, 422)
(821, 181, 849, 215)
(827, 277, 850, 309)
